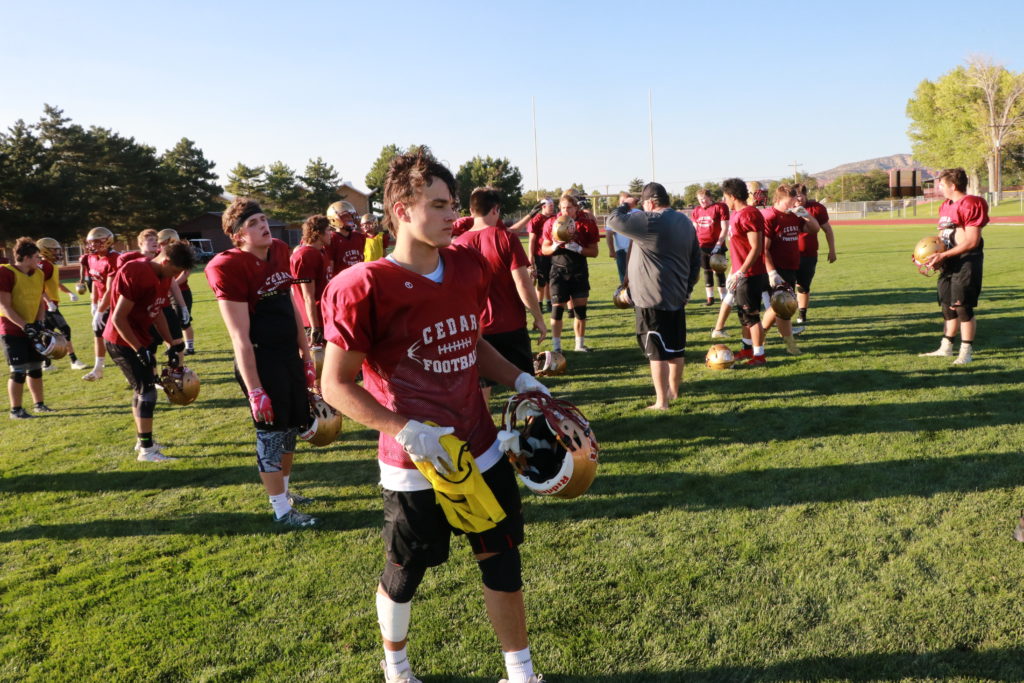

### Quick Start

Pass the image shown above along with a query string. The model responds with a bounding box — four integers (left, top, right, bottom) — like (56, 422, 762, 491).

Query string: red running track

(832, 216, 1024, 226)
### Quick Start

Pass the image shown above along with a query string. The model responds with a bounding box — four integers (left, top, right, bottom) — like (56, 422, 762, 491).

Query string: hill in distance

(812, 154, 935, 184)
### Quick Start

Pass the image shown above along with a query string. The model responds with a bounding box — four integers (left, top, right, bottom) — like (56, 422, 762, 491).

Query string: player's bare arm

(111, 297, 143, 350)
(217, 299, 264, 393)
(321, 344, 407, 437)
(511, 266, 547, 343)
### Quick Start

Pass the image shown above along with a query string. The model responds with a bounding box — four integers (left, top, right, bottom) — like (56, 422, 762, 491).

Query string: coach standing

(608, 182, 701, 410)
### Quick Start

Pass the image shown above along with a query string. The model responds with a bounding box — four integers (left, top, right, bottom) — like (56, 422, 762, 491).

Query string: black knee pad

(27, 368, 43, 379)
(59, 324, 72, 340)
(573, 305, 587, 321)
(137, 386, 157, 419)
(380, 562, 427, 603)
(941, 304, 958, 321)
(704, 270, 715, 287)
(956, 305, 974, 323)
(795, 284, 807, 294)
(738, 310, 760, 327)
(478, 547, 522, 593)
(10, 370, 26, 384)
(552, 306, 565, 321)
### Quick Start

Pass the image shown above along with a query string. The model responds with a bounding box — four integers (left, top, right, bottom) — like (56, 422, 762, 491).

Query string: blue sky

(2, 0, 1022, 195)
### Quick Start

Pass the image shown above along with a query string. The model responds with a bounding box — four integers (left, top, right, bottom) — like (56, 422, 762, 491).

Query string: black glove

(136, 347, 156, 371)
(166, 343, 185, 368)
(23, 322, 43, 339)
(527, 202, 544, 218)
(310, 327, 325, 346)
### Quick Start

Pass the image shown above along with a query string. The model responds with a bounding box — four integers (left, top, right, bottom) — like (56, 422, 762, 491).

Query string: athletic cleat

(82, 368, 104, 381)
(274, 509, 318, 528)
(791, 326, 806, 336)
(952, 346, 973, 365)
(184, 347, 196, 356)
(795, 316, 806, 325)
(136, 445, 176, 462)
(288, 491, 314, 506)
(920, 339, 955, 357)
(704, 298, 715, 307)
(42, 363, 56, 372)
(736, 355, 767, 369)
(500, 676, 544, 683)
(134, 441, 165, 454)
(9, 408, 32, 419)
(33, 403, 56, 413)
(573, 345, 592, 353)
(380, 660, 421, 683)
(710, 328, 729, 339)
(70, 359, 88, 370)
(734, 348, 754, 360)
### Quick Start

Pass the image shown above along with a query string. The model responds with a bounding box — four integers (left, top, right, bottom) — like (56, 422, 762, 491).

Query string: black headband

(232, 205, 264, 233)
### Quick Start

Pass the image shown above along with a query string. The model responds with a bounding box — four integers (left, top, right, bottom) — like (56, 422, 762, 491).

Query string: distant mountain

(812, 155, 935, 184)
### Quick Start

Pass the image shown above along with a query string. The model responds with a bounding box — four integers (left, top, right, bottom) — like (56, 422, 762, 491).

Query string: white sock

(186, 339, 195, 350)
(383, 646, 411, 678)
(94, 357, 105, 369)
(754, 345, 765, 356)
(717, 287, 725, 299)
(575, 335, 585, 348)
(705, 286, 714, 299)
(503, 647, 535, 683)
(283, 475, 290, 493)
(551, 337, 561, 351)
(741, 338, 752, 346)
(269, 493, 291, 518)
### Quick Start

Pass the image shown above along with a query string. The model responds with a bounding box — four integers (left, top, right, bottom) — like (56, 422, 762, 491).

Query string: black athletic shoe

(704, 298, 715, 306)
(33, 403, 56, 413)
(184, 348, 196, 356)
(9, 407, 32, 419)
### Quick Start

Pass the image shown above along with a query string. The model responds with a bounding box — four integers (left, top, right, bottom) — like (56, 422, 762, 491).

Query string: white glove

(92, 309, 106, 331)
(725, 273, 737, 292)
(394, 420, 455, 475)
(711, 245, 721, 255)
(68, 293, 79, 302)
(769, 270, 784, 287)
(46, 300, 58, 313)
(90, 302, 97, 316)
(514, 372, 551, 396)
(497, 429, 522, 455)
(179, 305, 191, 327)
(563, 242, 583, 254)
(790, 206, 810, 219)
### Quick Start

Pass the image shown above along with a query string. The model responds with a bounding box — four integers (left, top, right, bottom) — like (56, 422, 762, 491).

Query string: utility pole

(789, 161, 803, 180)
(648, 89, 656, 181)
(532, 96, 540, 198)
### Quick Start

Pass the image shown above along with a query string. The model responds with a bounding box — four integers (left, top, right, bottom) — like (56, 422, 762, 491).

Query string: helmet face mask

(35, 330, 69, 360)
(612, 285, 633, 309)
(85, 227, 114, 253)
(36, 237, 63, 263)
(327, 201, 359, 229)
(533, 350, 567, 377)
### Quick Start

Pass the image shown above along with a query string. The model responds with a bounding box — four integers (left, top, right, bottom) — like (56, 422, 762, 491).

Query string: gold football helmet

(533, 350, 567, 377)
(326, 201, 358, 229)
(36, 237, 62, 263)
(161, 366, 201, 406)
(913, 235, 945, 276)
(705, 344, 735, 370)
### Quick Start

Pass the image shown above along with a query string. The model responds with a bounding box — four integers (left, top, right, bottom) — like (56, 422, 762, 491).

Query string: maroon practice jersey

(938, 195, 989, 250)
(290, 244, 327, 328)
(83, 251, 120, 303)
(321, 246, 498, 491)
(798, 201, 830, 256)
(102, 260, 171, 348)
(761, 207, 803, 271)
(729, 206, 767, 276)
(454, 225, 530, 334)
(691, 202, 730, 247)
(327, 229, 365, 280)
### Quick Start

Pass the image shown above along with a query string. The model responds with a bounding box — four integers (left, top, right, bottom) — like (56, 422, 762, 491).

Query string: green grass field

(2, 225, 1023, 682)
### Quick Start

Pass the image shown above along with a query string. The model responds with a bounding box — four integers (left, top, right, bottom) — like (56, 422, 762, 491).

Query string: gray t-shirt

(607, 205, 701, 310)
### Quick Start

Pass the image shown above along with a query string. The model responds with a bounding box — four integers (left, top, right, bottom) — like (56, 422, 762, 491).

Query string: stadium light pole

(532, 96, 540, 198)
(648, 89, 656, 181)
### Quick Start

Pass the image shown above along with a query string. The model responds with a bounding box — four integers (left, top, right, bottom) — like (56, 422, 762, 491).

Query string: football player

(361, 213, 390, 262)
(722, 178, 769, 367)
(541, 192, 599, 352)
(206, 199, 319, 527)
(760, 184, 819, 354)
(325, 200, 366, 280)
(453, 186, 548, 403)
(320, 151, 548, 683)
(36, 237, 87, 371)
(690, 188, 730, 306)
(290, 215, 329, 348)
(158, 229, 197, 355)
(919, 167, 988, 365)
(527, 198, 556, 313)
(792, 183, 837, 326)
(0, 238, 54, 417)
(103, 241, 194, 461)
(80, 227, 120, 381)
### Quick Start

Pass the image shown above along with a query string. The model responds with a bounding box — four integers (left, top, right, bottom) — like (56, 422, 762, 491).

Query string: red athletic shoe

(735, 348, 754, 360)
(739, 355, 767, 368)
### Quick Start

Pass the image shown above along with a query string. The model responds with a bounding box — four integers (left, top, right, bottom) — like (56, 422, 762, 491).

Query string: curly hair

(383, 150, 457, 236)
(721, 178, 749, 203)
(302, 215, 330, 245)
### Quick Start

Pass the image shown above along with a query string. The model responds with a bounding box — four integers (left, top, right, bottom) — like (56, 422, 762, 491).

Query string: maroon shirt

(761, 207, 803, 271)
(691, 202, 730, 247)
(102, 260, 172, 348)
(454, 225, 530, 334)
(798, 201, 830, 256)
(729, 206, 767, 276)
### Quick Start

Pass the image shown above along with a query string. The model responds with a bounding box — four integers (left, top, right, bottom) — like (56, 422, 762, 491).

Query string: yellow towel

(413, 426, 506, 533)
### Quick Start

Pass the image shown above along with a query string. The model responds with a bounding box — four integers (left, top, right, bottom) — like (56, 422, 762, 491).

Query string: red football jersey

(691, 202, 730, 247)
(798, 200, 830, 255)
(327, 230, 366, 279)
(454, 225, 530, 334)
(528, 213, 549, 256)
(761, 207, 803, 271)
(452, 216, 475, 238)
(321, 246, 498, 490)
(729, 206, 767, 276)
(102, 260, 171, 348)
(115, 251, 149, 271)
(290, 245, 327, 328)
(83, 251, 120, 303)
(938, 195, 989, 249)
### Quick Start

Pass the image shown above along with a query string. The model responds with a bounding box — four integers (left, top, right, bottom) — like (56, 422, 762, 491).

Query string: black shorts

(796, 256, 817, 292)
(778, 268, 798, 287)
(549, 266, 590, 304)
(161, 306, 183, 341)
(45, 309, 71, 339)
(700, 247, 727, 286)
(234, 346, 309, 431)
(534, 255, 552, 287)
(382, 456, 525, 568)
(105, 341, 156, 392)
(480, 328, 533, 388)
(938, 253, 983, 309)
(2, 334, 44, 371)
(734, 273, 768, 326)
(635, 307, 686, 360)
